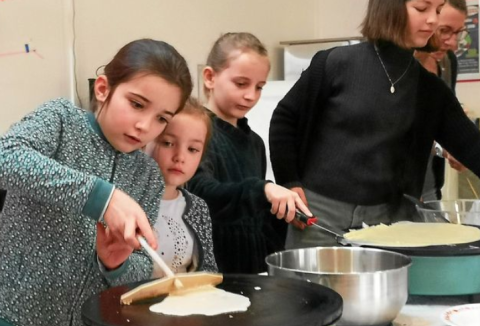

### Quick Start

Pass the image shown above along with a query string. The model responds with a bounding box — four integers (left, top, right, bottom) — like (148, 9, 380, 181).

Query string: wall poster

(457, 0, 480, 81)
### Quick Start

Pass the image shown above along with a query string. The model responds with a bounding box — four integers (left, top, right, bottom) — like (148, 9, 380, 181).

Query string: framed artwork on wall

(457, 0, 480, 82)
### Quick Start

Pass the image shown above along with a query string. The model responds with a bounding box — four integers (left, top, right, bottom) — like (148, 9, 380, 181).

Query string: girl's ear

(94, 75, 110, 104)
(203, 66, 215, 91)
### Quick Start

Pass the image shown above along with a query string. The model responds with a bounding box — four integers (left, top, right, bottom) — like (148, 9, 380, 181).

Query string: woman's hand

(444, 150, 467, 172)
(264, 183, 312, 222)
(289, 186, 310, 230)
(103, 189, 157, 250)
(96, 222, 134, 270)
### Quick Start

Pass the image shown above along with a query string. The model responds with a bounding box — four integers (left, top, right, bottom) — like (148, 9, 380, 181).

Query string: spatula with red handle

(294, 210, 348, 244)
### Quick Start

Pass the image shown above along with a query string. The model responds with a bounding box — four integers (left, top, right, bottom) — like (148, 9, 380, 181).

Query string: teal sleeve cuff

(95, 253, 130, 279)
(83, 179, 114, 221)
(0, 317, 13, 326)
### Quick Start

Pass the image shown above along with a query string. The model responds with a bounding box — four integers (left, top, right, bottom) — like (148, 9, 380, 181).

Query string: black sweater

(425, 50, 459, 199)
(269, 41, 480, 206)
(188, 116, 285, 273)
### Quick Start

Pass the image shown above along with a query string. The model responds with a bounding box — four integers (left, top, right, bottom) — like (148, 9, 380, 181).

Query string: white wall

(314, 0, 368, 39)
(0, 0, 317, 133)
(72, 0, 317, 109)
(0, 0, 73, 133)
(2, 0, 479, 134)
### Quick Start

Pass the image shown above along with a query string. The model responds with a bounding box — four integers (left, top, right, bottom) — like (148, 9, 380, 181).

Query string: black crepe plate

(82, 274, 343, 326)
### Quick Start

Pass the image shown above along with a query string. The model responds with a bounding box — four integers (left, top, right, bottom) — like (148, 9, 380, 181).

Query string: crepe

(149, 285, 250, 316)
(343, 222, 480, 247)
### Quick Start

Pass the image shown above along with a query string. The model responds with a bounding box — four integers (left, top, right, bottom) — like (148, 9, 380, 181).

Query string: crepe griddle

(358, 225, 480, 296)
(295, 210, 480, 256)
(82, 274, 343, 326)
(359, 224, 480, 257)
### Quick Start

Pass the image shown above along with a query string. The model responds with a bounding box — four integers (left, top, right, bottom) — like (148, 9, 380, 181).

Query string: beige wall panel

(73, 0, 317, 108)
(314, 0, 368, 39)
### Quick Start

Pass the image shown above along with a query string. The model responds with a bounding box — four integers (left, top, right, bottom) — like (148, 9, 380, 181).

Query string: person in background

(415, 0, 468, 201)
(97, 98, 218, 276)
(187, 32, 311, 274)
(0, 38, 192, 326)
(269, 0, 480, 249)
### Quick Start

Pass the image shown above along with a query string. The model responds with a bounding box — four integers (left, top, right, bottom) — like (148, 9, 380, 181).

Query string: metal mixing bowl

(266, 247, 412, 326)
(417, 199, 480, 225)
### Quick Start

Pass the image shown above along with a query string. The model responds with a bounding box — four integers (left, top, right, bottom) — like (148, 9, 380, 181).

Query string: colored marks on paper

(0, 43, 43, 59)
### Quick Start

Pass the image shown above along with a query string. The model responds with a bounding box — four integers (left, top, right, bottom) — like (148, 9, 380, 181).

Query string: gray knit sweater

(176, 188, 218, 273)
(0, 98, 163, 326)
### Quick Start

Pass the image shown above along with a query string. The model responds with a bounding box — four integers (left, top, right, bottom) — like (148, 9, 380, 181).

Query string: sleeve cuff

(434, 143, 444, 158)
(83, 179, 115, 221)
(283, 181, 303, 189)
(96, 253, 130, 279)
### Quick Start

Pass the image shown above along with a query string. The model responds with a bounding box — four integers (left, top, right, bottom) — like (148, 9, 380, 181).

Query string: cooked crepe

(344, 222, 480, 247)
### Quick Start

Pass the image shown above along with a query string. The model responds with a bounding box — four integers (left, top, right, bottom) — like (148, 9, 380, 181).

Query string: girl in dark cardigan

(187, 33, 310, 273)
(269, 0, 480, 248)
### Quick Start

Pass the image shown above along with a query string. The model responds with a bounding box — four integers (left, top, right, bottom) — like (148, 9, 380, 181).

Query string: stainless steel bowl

(266, 247, 412, 326)
(417, 199, 480, 225)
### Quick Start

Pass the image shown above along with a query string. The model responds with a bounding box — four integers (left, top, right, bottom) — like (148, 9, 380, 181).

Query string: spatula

(120, 237, 223, 305)
(137, 236, 184, 289)
(294, 210, 350, 245)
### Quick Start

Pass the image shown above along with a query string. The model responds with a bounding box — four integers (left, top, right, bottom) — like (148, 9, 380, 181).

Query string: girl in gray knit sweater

(0, 39, 192, 326)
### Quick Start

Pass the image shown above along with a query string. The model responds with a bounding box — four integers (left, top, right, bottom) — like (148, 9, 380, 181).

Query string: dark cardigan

(188, 116, 286, 274)
(269, 42, 480, 209)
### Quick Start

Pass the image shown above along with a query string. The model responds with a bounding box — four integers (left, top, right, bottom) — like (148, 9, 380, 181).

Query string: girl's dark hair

(91, 38, 192, 113)
(204, 32, 268, 97)
(360, 0, 440, 50)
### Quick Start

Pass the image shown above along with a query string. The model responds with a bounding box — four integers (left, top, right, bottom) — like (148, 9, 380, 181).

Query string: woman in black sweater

(269, 0, 480, 248)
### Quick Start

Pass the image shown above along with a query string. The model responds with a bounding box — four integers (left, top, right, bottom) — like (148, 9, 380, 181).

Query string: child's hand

(104, 189, 157, 250)
(96, 222, 133, 270)
(264, 183, 312, 222)
(290, 186, 308, 206)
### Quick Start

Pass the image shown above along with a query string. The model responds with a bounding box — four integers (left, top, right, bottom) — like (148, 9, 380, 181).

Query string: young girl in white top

(151, 98, 217, 275)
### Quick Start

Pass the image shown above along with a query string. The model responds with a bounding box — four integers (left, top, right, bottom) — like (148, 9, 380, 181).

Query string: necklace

(374, 45, 413, 94)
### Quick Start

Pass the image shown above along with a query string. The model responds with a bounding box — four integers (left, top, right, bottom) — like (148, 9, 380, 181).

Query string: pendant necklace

(374, 45, 413, 94)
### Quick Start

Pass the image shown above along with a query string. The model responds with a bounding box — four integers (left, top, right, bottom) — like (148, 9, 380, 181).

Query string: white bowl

(442, 303, 480, 326)
(416, 199, 480, 225)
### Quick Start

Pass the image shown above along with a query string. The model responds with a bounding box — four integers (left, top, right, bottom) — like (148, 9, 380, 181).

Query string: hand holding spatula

(120, 237, 223, 305)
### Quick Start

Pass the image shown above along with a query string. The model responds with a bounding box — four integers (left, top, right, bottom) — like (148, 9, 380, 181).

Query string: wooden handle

(138, 236, 175, 278)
